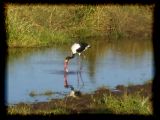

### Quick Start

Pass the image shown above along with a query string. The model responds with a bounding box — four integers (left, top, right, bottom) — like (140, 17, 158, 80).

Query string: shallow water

(6, 39, 153, 105)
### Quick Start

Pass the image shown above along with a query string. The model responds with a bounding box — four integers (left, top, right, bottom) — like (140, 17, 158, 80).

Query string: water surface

(7, 39, 153, 105)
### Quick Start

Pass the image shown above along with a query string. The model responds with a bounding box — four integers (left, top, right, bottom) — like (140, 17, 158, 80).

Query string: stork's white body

(71, 43, 81, 54)
(71, 43, 90, 55)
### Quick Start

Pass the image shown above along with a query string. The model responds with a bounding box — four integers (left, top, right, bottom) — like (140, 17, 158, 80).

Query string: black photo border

(0, 0, 160, 119)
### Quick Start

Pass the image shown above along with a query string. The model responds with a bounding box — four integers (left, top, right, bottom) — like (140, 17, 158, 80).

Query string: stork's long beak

(64, 60, 69, 72)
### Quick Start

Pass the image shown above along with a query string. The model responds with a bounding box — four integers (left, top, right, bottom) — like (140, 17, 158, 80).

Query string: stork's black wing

(76, 42, 90, 53)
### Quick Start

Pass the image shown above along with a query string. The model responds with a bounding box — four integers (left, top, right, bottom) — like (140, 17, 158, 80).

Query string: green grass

(5, 4, 153, 47)
(8, 104, 69, 115)
(100, 94, 151, 114)
(7, 90, 152, 115)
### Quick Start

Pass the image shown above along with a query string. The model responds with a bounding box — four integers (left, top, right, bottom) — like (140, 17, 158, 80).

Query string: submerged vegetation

(5, 4, 153, 47)
(8, 82, 152, 115)
(29, 90, 54, 97)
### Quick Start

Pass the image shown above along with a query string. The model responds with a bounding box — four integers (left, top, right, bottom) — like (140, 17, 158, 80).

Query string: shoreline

(7, 82, 152, 115)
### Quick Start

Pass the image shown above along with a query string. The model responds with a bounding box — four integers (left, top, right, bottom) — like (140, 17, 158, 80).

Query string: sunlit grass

(7, 86, 152, 115)
(102, 94, 152, 114)
(8, 104, 69, 115)
(6, 4, 153, 47)
(8, 104, 31, 115)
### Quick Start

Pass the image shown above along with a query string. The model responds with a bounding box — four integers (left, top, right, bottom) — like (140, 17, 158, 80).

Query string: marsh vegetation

(6, 4, 153, 47)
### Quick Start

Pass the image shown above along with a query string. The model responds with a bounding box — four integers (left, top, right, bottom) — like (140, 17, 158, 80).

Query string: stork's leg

(77, 71, 80, 87)
(80, 56, 83, 71)
(76, 55, 80, 71)
(79, 70, 84, 87)
(76, 70, 84, 91)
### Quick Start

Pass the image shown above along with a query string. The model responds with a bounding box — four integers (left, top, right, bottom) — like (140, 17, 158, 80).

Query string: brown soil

(24, 82, 152, 114)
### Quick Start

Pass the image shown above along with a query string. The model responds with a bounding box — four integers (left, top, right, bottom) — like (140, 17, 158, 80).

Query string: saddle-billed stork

(64, 42, 91, 72)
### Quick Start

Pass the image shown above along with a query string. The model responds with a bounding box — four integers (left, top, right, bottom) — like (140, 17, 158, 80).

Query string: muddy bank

(8, 82, 152, 114)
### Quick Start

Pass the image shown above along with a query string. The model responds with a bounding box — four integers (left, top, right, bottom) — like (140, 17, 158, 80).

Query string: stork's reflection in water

(64, 70, 84, 97)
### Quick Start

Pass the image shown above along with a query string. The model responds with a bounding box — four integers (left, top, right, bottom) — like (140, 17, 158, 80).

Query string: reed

(6, 4, 153, 47)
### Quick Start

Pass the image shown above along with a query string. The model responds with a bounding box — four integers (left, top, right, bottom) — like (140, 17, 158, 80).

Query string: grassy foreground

(5, 4, 153, 47)
(8, 82, 152, 115)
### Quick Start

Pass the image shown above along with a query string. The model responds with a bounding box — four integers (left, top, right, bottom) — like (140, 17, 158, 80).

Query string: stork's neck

(67, 53, 75, 60)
